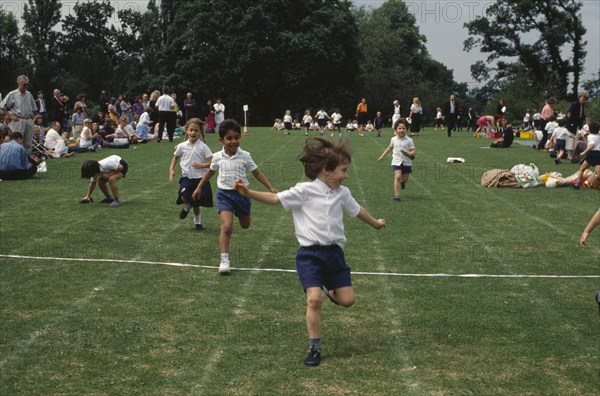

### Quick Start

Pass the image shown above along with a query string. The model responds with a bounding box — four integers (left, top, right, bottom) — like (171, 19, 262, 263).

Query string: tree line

(1, 0, 595, 125)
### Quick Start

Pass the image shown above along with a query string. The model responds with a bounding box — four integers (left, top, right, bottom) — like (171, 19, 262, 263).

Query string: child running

(169, 118, 214, 230)
(574, 121, 600, 189)
(234, 137, 385, 367)
(283, 110, 293, 135)
(192, 119, 277, 275)
(302, 110, 312, 136)
(79, 154, 128, 206)
(378, 118, 416, 201)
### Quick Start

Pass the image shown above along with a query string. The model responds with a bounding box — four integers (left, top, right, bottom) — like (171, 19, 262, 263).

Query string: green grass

(1, 128, 599, 395)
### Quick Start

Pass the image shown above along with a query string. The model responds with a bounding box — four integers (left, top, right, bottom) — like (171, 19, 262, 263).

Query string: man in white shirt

(213, 98, 225, 132)
(155, 86, 176, 142)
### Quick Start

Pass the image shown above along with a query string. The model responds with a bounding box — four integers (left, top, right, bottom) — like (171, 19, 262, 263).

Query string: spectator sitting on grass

(0, 131, 38, 180)
(490, 120, 514, 148)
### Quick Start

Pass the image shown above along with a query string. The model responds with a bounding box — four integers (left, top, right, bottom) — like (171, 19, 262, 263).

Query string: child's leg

(107, 173, 123, 199)
(219, 210, 235, 254)
(393, 170, 403, 198)
(329, 286, 355, 308)
(576, 161, 590, 186)
(305, 287, 323, 339)
(238, 214, 251, 229)
(97, 178, 111, 197)
(402, 173, 410, 185)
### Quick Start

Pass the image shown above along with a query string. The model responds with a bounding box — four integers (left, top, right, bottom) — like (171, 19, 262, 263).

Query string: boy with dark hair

(80, 155, 128, 206)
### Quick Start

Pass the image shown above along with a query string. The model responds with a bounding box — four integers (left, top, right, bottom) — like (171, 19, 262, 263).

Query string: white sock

(221, 253, 229, 262)
(194, 214, 201, 224)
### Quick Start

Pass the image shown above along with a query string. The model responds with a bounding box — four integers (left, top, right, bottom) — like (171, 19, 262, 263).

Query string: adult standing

(205, 99, 215, 133)
(213, 98, 225, 132)
(184, 92, 197, 122)
(537, 97, 556, 150)
(156, 86, 177, 143)
(567, 92, 589, 134)
(355, 97, 368, 136)
(408, 97, 423, 136)
(0, 75, 37, 152)
(49, 88, 65, 130)
(391, 100, 401, 129)
(98, 90, 110, 114)
(443, 94, 459, 137)
(74, 94, 87, 116)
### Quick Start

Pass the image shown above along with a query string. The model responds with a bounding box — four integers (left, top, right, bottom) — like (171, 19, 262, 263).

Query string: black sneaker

(596, 292, 600, 313)
(195, 223, 204, 231)
(321, 285, 340, 305)
(304, 349, 321, 367)
(180, 209, 190, 219)
(99, 196, 113, 204)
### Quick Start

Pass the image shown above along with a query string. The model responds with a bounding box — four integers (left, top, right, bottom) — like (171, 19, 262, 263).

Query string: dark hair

(558, 118, 567, 127)
(81, 160, 101, 178)
(218, 119, 241, 138)
(589, 121, 600, 135)
(162, 86, 171, 94)
(393, 118, 410, 130)
(11, 131, 23, 141)
(298, 137, 352, 180)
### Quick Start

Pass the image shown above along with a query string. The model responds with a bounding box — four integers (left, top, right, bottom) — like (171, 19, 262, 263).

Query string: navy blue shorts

(555, 139, 566, 151)
(392, 164, 412, 174)
(119, 159, 128, 177)
(585, 151, 600, 166)
(216, 188, 251, 217)
(317, 119, 327, 127)
(296, 245, 352, 291)
(304, 122, 310, 128)
(177, 177, 213, 208)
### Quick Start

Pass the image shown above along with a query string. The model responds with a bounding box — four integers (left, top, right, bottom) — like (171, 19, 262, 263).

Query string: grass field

(1, 126, 599, 395)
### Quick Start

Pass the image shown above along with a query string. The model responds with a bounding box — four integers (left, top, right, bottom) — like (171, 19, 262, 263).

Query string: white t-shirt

(156, 94, 175, 112)
(174, 139, 213, 179)
(91, 155, 121, 182)
(545, 121, 558, 134)
(410, 104, 422, 114)
(331, 112, 342, 124)
(277, 178, 361, 248)
(44, 128, 62, 150)
(302, 114, 312, 124)
(210, 147, 257, 190)
(79, 126, 93, 148)
(553, 126, 569, 141)
(137, 111, 150, 128)
(316, 110, 328, 120)
(587, 134, 600, 151)
(283, 114, 292, 123)
(389, 135, 415, 166)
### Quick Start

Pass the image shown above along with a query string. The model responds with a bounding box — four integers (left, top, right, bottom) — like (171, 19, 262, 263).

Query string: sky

(3, 0, 599, 88)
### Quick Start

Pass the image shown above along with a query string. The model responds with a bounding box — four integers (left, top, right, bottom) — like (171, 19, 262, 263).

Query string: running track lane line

(1, 254, 598, 279)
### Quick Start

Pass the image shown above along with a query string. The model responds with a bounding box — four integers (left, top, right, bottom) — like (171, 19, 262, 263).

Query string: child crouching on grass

(169, 118, 213, 230)
(79, 154, 127, 206)
(192, 119, 277, 275)
(234, 137, 385, 367)
(377, 118, 416, 201)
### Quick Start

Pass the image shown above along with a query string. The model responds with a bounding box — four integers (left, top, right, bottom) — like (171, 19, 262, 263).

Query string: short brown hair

(298, 137, 352, 180)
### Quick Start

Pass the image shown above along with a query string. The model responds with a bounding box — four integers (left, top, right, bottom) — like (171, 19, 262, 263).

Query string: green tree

(58, 0, 116, 98)
(0, 9, 26, 94)
(354, 0, 457, 123)
(20, 0, 62, 95)
(153, 0, 360, 123)
(464, 0, 587, 99)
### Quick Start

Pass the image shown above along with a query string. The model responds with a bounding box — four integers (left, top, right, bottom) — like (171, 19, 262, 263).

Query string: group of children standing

(277, 108, 386, 137)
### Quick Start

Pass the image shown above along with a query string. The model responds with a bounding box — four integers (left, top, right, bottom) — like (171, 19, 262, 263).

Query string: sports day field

(1, 128, 598, 395)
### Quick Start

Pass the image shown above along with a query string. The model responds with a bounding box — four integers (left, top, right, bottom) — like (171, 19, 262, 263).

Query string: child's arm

(168, 156, 179, 182)
(82, 181, 97, 200)
(251, 168, 278, 193)
(191, 168, 215, 199)
(580, 142, 594, 157)
(378, 146, 392, 161)
(580, 209, 600, 248)
(234, 179, 281, 205)
(357, 207, 385, 230)
(192, 156, 212, 170)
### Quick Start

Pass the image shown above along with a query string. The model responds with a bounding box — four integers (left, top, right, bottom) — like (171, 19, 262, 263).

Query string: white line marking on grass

(2, 254, 598, 279)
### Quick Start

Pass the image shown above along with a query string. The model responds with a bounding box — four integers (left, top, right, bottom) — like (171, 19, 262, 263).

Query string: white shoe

(218, 259, 231, 275)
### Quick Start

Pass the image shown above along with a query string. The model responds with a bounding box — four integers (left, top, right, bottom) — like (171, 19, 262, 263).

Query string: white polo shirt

(390, 135, 415, 166)
(210, 147, 257, 189)
(174, 139, 213, 179)
(587, 134, 600, 151)
(278, 179, 361, 248)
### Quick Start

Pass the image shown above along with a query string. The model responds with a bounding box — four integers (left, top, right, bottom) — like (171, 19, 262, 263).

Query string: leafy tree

(0, 9, 26, 94)
(354, 0, 457, 123)
(20, 0, 62, 95)
(58, 0, 117, 98)
(153, 0, 360, 123)
(464, 0, 587, 99)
